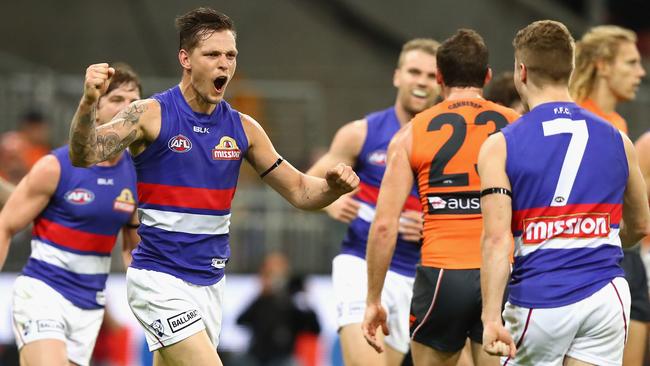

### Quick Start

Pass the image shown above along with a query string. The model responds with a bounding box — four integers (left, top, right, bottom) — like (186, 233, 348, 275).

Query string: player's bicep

(622, 133, 650, 229)
(478, 133, 512, 238)
(0, 155, 60, 234)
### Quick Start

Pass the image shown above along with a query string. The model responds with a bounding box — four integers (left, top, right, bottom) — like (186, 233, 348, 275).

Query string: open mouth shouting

(214, 76, 228, 93)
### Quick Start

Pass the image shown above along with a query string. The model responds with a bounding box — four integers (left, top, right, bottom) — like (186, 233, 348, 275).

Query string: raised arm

(362, 125, 414, 353)
(69, 63, 158, 167)
(306, 120, 365, 222)
(0, 155, 60, 270)
(241, 113, 359, 210)
(477, 133, 517, 358)
(0, 176, 15, 208)
(620, 132, 650, 246)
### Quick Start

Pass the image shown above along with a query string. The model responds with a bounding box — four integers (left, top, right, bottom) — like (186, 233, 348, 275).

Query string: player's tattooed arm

(69, 101, 147, 167)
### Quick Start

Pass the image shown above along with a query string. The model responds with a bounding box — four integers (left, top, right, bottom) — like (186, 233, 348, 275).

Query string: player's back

(410, 98, 519, 269)
(502, 102, 627, 308)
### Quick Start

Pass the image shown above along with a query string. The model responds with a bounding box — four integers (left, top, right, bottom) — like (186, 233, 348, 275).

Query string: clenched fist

(81, 63, 115, 106)
(325, 163, 360, 195)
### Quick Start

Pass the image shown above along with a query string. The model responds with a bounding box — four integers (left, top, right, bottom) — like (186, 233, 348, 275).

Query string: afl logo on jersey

(168, 135, 192, 153)
(212, 136, 242, 160)
(65, 188, 95, 205)
(368, 150, 387, 166)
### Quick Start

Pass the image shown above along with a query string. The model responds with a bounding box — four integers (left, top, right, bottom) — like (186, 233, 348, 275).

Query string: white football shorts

(332, 253, 414, 353)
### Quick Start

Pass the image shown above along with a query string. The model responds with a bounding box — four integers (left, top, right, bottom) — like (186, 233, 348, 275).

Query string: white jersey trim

(138, 208, 231, 235)
(357, 201, 412, 225)
(30, 239, 112, 275)
(514, 228, 621, 257)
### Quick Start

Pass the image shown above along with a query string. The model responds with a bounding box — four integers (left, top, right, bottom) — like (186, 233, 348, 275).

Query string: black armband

(125, 223, 140, 229)
(480, 187, 512, 198)
(260, 157, 284, 178)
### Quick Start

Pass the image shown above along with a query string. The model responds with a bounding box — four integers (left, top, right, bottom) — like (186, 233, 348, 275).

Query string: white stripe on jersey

(514, 228, 621, 257)
(30, 239, 112, 274)
(138, 208, 231, 235)
(356, 201, 413, 225)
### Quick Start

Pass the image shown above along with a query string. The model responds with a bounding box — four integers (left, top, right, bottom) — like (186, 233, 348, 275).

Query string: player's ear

(435, 67, 444, 86)
(178, 49, 191, 71)
(595, 59, 610, 77)
(484, 67, 493, 87)
(519, 63, 527, 85)
(393, 68, 400, 88)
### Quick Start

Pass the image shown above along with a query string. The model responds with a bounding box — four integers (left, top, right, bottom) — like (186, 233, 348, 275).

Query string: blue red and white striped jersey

(23, 146, 137, 309)
(502, 102, 627, 308)
(130, 86, 248, 286)
(341, 107, 421, 277)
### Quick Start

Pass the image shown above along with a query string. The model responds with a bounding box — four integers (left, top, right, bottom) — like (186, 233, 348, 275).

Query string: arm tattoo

(69, 100, 148, 166)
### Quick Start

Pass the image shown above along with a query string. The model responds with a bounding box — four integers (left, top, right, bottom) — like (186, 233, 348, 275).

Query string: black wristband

(480, 187, 512, 197)
(260, 157, 284, 178)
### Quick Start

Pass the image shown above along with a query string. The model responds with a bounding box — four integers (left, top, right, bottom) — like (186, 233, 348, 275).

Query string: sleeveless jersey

(131, 86, 248, 286)
(503, 102, 626, 308)
(580, 99, 628, 134)
(410, 99, 519, 269)
(341, 107, 421, 277)
(23, 146, 137, 309)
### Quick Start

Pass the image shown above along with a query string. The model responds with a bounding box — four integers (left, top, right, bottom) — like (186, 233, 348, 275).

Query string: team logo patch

(368, 150, 387, 166)
(522, 213, 610, 244)
(168, 134, 193, 153)
(212, 136, 241, 160)
(150, 319, 165, 337)
(65, 188, 95, 205)
(167, 310, 201, 333)
(113, 188, 136, 213)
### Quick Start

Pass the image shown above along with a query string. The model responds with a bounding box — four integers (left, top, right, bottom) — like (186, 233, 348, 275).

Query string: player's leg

(12, 276, 71, 366)
(455, 340, 474, 366)
(410, 340, 460, 366)
(469, 341, 499, 366)
(624, 320, 648, 366)
(339, 323, 390, 366)
(621, 249, 650, 366)
(334, 254, 394, 366)
(19, 340, 68, 366)
(154, 330, 222, 366)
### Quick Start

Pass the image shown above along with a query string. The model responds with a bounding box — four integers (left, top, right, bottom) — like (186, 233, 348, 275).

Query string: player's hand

(325, 163, 360, 196)
(324, 195, 360, 223)
(398, 210, 423, 242)
(82, 63, 115, 106)
(483, 320, 516, 358)
(361, 302, 389, 353)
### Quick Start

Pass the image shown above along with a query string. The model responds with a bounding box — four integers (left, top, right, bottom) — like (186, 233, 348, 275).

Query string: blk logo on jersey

(193, 126, 210, 134)
(368, 150, 387, 166)
(65, 188, 95, 205)
(114, 188, 136, 213)
(426, 192, 481, 215)
(168, 135, 193, 153)
(167, 310, 201, 333)
(212, 136, 241, 160)
(522, 213, 610, 244)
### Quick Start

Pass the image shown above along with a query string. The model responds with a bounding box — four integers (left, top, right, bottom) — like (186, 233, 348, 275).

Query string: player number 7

(542, 118, 589, 207)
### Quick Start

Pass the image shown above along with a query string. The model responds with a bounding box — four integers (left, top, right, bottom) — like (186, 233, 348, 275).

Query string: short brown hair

(513, 20, 574, 86)
(175, 7, 236, 52)
(436, 29, 489, 88)
(397, 38, 440, 68)
(106, 62, 142, 96)
(570, 25, 637, 102)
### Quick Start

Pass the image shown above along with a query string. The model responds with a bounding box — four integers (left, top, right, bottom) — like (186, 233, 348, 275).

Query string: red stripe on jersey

(512, 203, 622, 231)
(137, 183, 235, 211)
(32, 218, 116, 254)
(355, 181, 421, 212)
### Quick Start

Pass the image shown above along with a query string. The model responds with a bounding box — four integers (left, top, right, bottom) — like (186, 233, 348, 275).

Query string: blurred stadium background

(0, 0, 649, 365)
